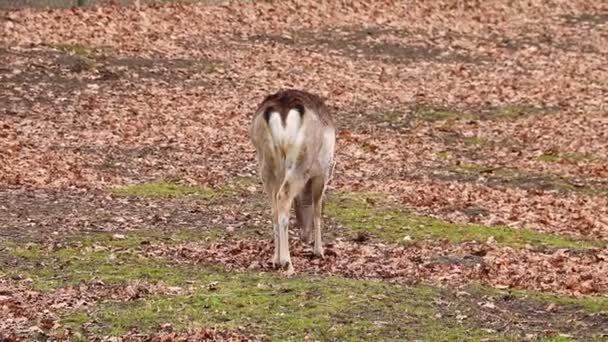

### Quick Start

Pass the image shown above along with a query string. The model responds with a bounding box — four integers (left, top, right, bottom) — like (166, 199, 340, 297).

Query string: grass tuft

(62, 270, 494, 340)
(51, 43, 91, 56)
(111, 181, 215, 199)
(462, 136, 484, 145)
(5, 233, 604, 340)
(467, 283, 608, 314)
(415, 108, 467, 122)
(325, 192, 604, 250)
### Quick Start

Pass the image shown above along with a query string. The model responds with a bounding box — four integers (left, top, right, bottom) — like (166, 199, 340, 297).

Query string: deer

(250, 89, 336, 274)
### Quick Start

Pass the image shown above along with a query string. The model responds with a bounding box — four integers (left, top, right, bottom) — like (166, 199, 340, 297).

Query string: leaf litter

(1, 0, 608, 340)
(149, 239, 608, 297)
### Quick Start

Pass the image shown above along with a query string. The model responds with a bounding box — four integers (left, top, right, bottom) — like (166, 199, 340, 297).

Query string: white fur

(267, 109, 304, 169)
(319, 129, 336, 167)
(268, 110, 302, 145)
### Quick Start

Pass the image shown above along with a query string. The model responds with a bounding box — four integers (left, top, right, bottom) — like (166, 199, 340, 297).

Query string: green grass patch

(218, 176, 259, 195)
(436, 151, 450, 160)
(12, 236, 484, 339)
(110, 177, 261, 201)
(527, 292, 608, 314)
(538, 153, 562, 162)
(65, 229, 227, 248)
(51, 43, 91, 56)
(538, 152, 598, 163)
(468, 283, 608, 314)
(111, 181, 216, 199)
(377, 110, 404, 125)
(10, 243, 43, 259)
(485, 105, 534, 119)
(456, 163, 495, 173)
(463, 136, 484, 145)
(32, 249, 190, 291)
(415, 108, 467, 122)
(414, 105, 552, 122)
(3, 225, 267, 291)
(564, 152, 598, 162)
(325, 192, 604, 250)
(5, 235, 603, 340)
(62, 269, 497, 341)
(445, 163, 608, 197)
(3, 228, 251, 292)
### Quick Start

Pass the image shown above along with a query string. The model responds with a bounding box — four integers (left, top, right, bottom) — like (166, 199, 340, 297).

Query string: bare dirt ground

(1, 0, 608, 341)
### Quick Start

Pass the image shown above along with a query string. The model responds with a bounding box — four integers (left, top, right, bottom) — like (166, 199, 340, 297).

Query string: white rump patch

(267, 109, 305, 167)
(268, 109, 304, 147)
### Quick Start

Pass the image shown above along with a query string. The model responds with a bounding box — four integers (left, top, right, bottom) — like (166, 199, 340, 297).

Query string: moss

(325, 192, 604, 250)
(111, 181, 215, 199)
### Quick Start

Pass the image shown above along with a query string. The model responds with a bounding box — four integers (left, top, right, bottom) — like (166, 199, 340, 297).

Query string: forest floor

(1, 0, 608, 341)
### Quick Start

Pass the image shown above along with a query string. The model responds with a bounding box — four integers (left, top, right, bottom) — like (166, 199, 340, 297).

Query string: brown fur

(255, 89, 334, 127)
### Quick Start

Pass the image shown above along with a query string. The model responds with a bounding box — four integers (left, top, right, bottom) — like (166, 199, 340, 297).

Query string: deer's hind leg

(294, 179, 314, 244)
(310, 176, 326, 258)
(275, 174, 307, 273)
(261, 174, 281, 268)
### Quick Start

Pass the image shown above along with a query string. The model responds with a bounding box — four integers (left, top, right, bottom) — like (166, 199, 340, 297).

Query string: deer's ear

(294, 104, 305, 116)
(263, 106, 274, 122)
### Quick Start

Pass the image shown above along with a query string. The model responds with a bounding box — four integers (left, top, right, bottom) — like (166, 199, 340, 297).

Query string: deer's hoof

(313, 246, 325, 259)
(272, 254, 280, 268)
(273, 256, 292, 269)
(300, 232, 313, 244)
(283, 264, 295, 277)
